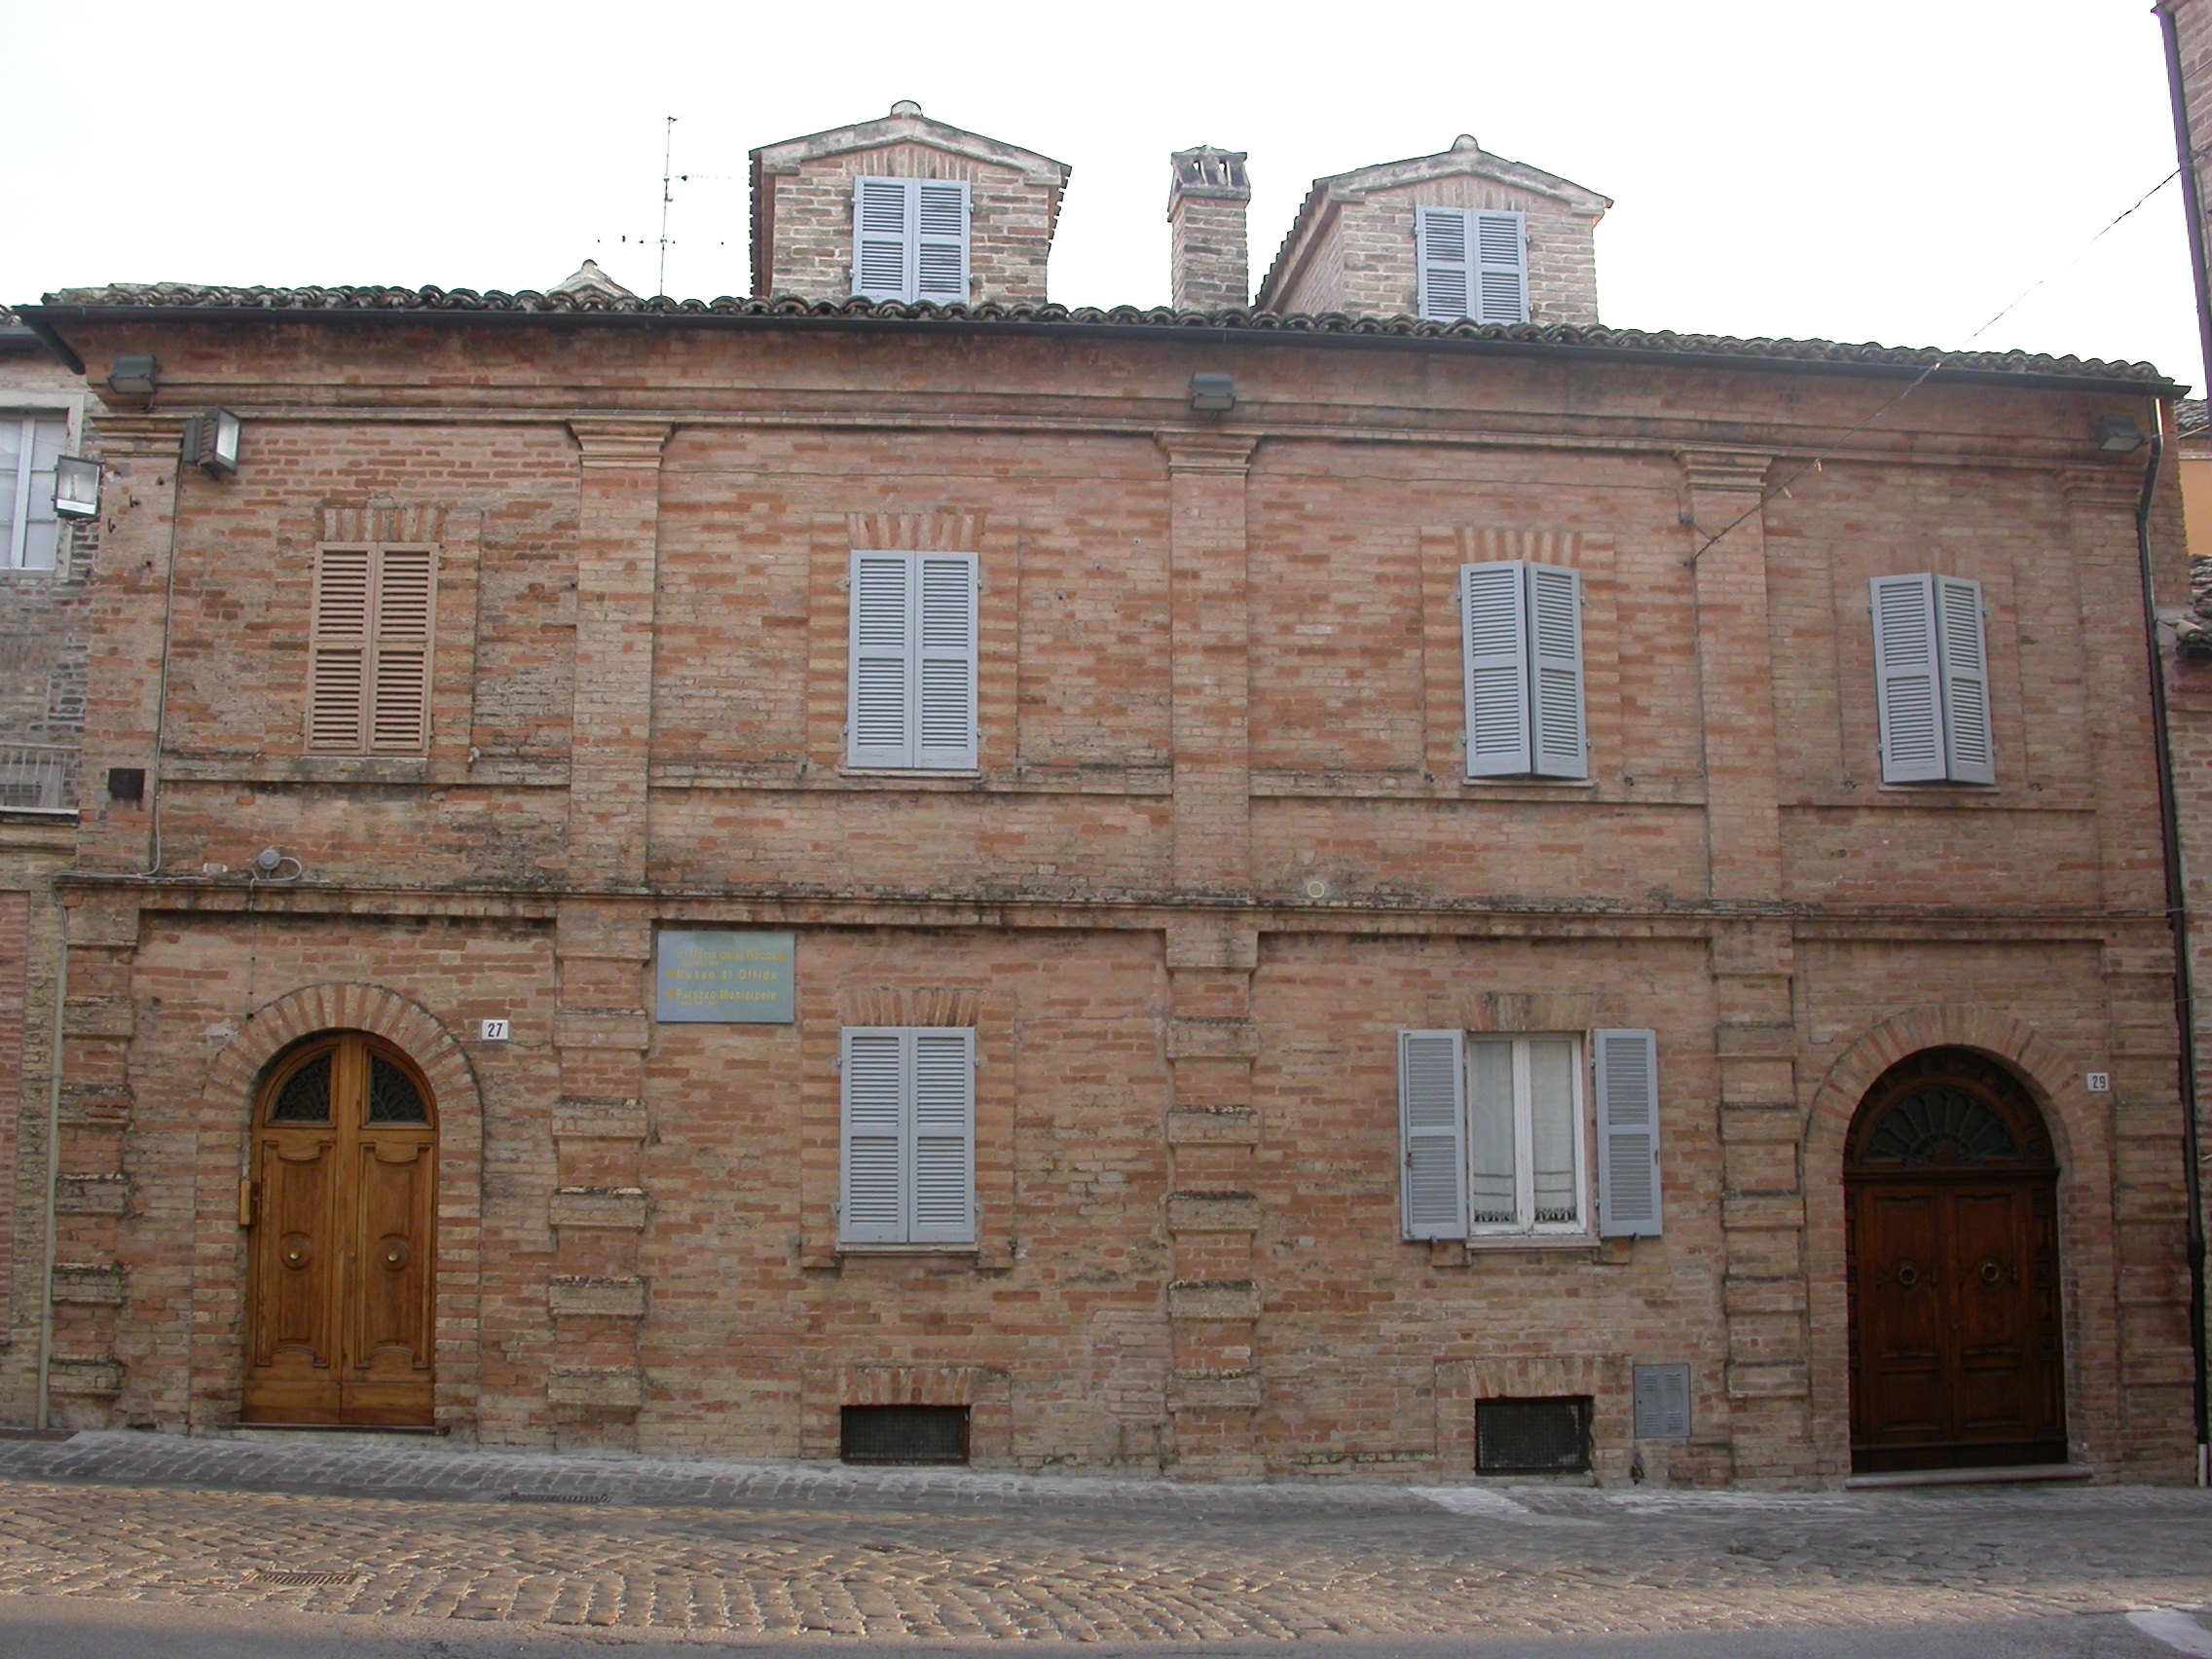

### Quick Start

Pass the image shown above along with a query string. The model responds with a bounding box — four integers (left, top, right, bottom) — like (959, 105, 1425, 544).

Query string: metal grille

(0, 742, 74, 812)
(269, 1055, 333, 1124)
(1477, 1396, 1592, 1475)
(840, 1405, 970, 1465)
(253, 1569, 358, 1586)
(368, 1056, 429, 1124)
(500, 1491, 609, 1504)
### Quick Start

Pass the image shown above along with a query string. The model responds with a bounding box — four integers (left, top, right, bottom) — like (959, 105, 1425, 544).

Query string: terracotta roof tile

(21, 282, 2175, 388)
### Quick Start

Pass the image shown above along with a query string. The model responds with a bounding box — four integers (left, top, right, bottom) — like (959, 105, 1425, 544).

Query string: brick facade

(13, 276, 2193, 1485)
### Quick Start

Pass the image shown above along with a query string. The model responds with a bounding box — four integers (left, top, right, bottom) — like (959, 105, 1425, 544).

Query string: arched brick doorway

(241, 1032, 438, 1426)
(1845, 1047, 2066, 1473)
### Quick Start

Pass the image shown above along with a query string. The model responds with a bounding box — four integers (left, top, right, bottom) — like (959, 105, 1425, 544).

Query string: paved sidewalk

(1, 1432, 2211, 1644)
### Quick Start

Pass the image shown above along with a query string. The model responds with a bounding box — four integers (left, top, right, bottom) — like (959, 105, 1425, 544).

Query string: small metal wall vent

(841, 1404, 971, 1465)
(499, 1491, 610, 1504)
(1476, 1396, 1593, 1475)
(1633, 1364, 1692, 1441)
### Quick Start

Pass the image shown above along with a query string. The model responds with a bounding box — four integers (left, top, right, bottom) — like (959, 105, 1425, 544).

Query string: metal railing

(0, 742, 76, 812)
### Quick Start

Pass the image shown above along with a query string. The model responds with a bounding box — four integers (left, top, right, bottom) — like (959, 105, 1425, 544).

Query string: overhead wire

(1684, 163, 2185, 565)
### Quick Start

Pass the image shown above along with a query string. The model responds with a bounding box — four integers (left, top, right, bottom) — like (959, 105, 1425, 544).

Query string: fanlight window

(1862, 1085, 2021, 1167)
(268, 1054, 333, 1124)
(368, 1056, 430, 1124)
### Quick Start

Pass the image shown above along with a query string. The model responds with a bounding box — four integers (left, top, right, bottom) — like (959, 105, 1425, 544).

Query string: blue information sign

(655, 931, 795, 1023)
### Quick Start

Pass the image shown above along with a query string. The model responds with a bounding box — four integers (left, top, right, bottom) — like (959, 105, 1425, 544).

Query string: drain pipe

(2133, 415, 2211, 1486)
(35, 932, 66, 1430)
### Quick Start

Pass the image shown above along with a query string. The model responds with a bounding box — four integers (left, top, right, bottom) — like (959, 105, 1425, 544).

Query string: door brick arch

(188, 983, 484, 1432)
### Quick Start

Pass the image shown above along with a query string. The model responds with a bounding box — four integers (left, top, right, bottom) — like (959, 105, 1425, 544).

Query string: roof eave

(15, 303, 2180, 398)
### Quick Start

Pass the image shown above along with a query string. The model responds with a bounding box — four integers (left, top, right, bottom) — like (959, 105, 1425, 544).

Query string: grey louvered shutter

(1417, 207, 1473, 321)
(1871, 574, 1945, 784)
(908, 1028, 977, 1244)
(840, 1029, 907, 1243)
(309, 546, 372, 752)
(368, 546, 434, 754)
(1474, 211, 1529, 324)
(1463, 562, 1532, 776)
(914, 181, 971, 306)
(1595, 1029, 1662, 1237)
(1527, 563, 1587, 778)
(1400, 1030, 1468, 1240)
(1935, 575, 1994, 785)
(848, 553, 914, 767)
(914, 553, 978, 768)
(853, 177, 913, 300)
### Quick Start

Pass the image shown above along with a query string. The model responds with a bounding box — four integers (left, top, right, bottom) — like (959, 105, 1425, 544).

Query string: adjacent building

(10, 105, 2198, 1483)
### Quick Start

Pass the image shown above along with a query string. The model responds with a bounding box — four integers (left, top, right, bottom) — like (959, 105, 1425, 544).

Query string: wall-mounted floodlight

(181, 408, 241, 477)
(53, 456, 100, 520)
(106, 356, 158, 397)
(2096, 415, 2146, 453)
(1190, 372, 1235, 412)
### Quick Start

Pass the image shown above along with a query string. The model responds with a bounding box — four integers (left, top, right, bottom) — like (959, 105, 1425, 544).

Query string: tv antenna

(657, 115, 678, 297)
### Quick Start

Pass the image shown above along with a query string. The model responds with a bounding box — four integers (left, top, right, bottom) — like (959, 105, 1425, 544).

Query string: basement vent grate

(254, 1569, 359, 1587)
(841, 1404, 971, 1465)
(1477, 1396, 1593, 1475)
(500, 1491, 611, 1504)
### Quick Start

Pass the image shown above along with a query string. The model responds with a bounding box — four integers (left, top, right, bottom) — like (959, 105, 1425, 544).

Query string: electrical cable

(1685, 165, 2186, 565)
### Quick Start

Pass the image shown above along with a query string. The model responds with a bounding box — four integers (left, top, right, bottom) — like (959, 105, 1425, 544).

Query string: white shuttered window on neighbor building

(1399, 1029, 1660, 1240)
(1417, 206, 1528, 324)
(0, 414, 66, 571)
(1869, 573, 1994, 786)
(847, 550, 978, 769)
(308, 544, 435, 754)
(1462, 561, 1587, 779)
(839, 1027, 977, 1246)
(852, 176, 972, 305)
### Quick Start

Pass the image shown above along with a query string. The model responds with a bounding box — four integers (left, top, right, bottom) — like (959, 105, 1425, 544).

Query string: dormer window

(1417, 206, 1529, 324)
(853, 177, 972, 306)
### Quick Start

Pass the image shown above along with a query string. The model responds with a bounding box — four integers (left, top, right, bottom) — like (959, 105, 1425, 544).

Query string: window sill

(835, 1242, 981, 1257)
(837, 767, 983, 783)
(1874, 781, 2001, 794)
(1460, 776, 1598, 790)
(1426, 1235, 1616, 1265)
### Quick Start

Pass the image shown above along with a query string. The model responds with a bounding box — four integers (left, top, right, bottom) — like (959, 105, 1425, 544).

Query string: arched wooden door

(242, 1033, 437, 1426)
(1845, 1048, 2065, 1473)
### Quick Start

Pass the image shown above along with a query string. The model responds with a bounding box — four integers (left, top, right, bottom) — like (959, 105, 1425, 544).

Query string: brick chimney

(1167, 146, 1251, 312)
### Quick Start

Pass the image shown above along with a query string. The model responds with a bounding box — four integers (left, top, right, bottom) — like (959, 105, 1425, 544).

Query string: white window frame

(845, 549, 979, 771)
(1, 407, 76, 573)
(838, 1025, 977, 1248)
(1465, 1034, 1589, 1237)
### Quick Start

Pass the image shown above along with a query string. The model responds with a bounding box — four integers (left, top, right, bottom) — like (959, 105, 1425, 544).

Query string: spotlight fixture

(181, 408, 242, 477)
(2095, 415, 2146, 454)
(105, 356, 158, 397)
(1190, 372, 1235, 413)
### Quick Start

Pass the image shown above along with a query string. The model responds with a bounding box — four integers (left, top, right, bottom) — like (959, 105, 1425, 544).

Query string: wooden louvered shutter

(1473, 210, 1529, 324)
(1527, 563, 1587, 778)
(1871, 574, 1945, 784)
(1595, 1029, 1662, 1237)
(309, 547, 372, 751)
(907, 1029, 976, 1244)
(853, 177, 913, 301)
(1400, 1030, 1468, 1240)
(1935, 575, 1994, 785)
(914, 181, 971, 306)
(1463, 562, 1532, 777)
(369, 547, 433, 753)
(914, 554, 978, 769)
(840, 1029, 907, 1243)
(1417, 207, 1474, 322)
(848, 553, 914, 767)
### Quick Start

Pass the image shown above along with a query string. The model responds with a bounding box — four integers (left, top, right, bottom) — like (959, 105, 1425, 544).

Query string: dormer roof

(1256, 135, 1611, 313)
(750, 101, 1072, 188)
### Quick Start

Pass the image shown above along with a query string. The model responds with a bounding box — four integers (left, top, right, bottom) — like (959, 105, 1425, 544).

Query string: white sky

(5, 1, 2201, 387)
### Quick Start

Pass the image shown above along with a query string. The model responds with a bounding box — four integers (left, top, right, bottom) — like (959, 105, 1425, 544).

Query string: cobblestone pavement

(1, 1432, 2211, 1644)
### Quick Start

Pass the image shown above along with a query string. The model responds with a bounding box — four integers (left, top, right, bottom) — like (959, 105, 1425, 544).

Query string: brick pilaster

(75, 417, 188, 876)
(1158, 432, 1256, 894)
(565, 422, 670, 891)
(1680, 452, 1783, 903)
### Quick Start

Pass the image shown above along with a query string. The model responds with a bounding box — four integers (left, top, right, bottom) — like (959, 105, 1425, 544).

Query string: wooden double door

(1846, 1050, 2066, 1473)
(241, 1034, 437, 1426)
